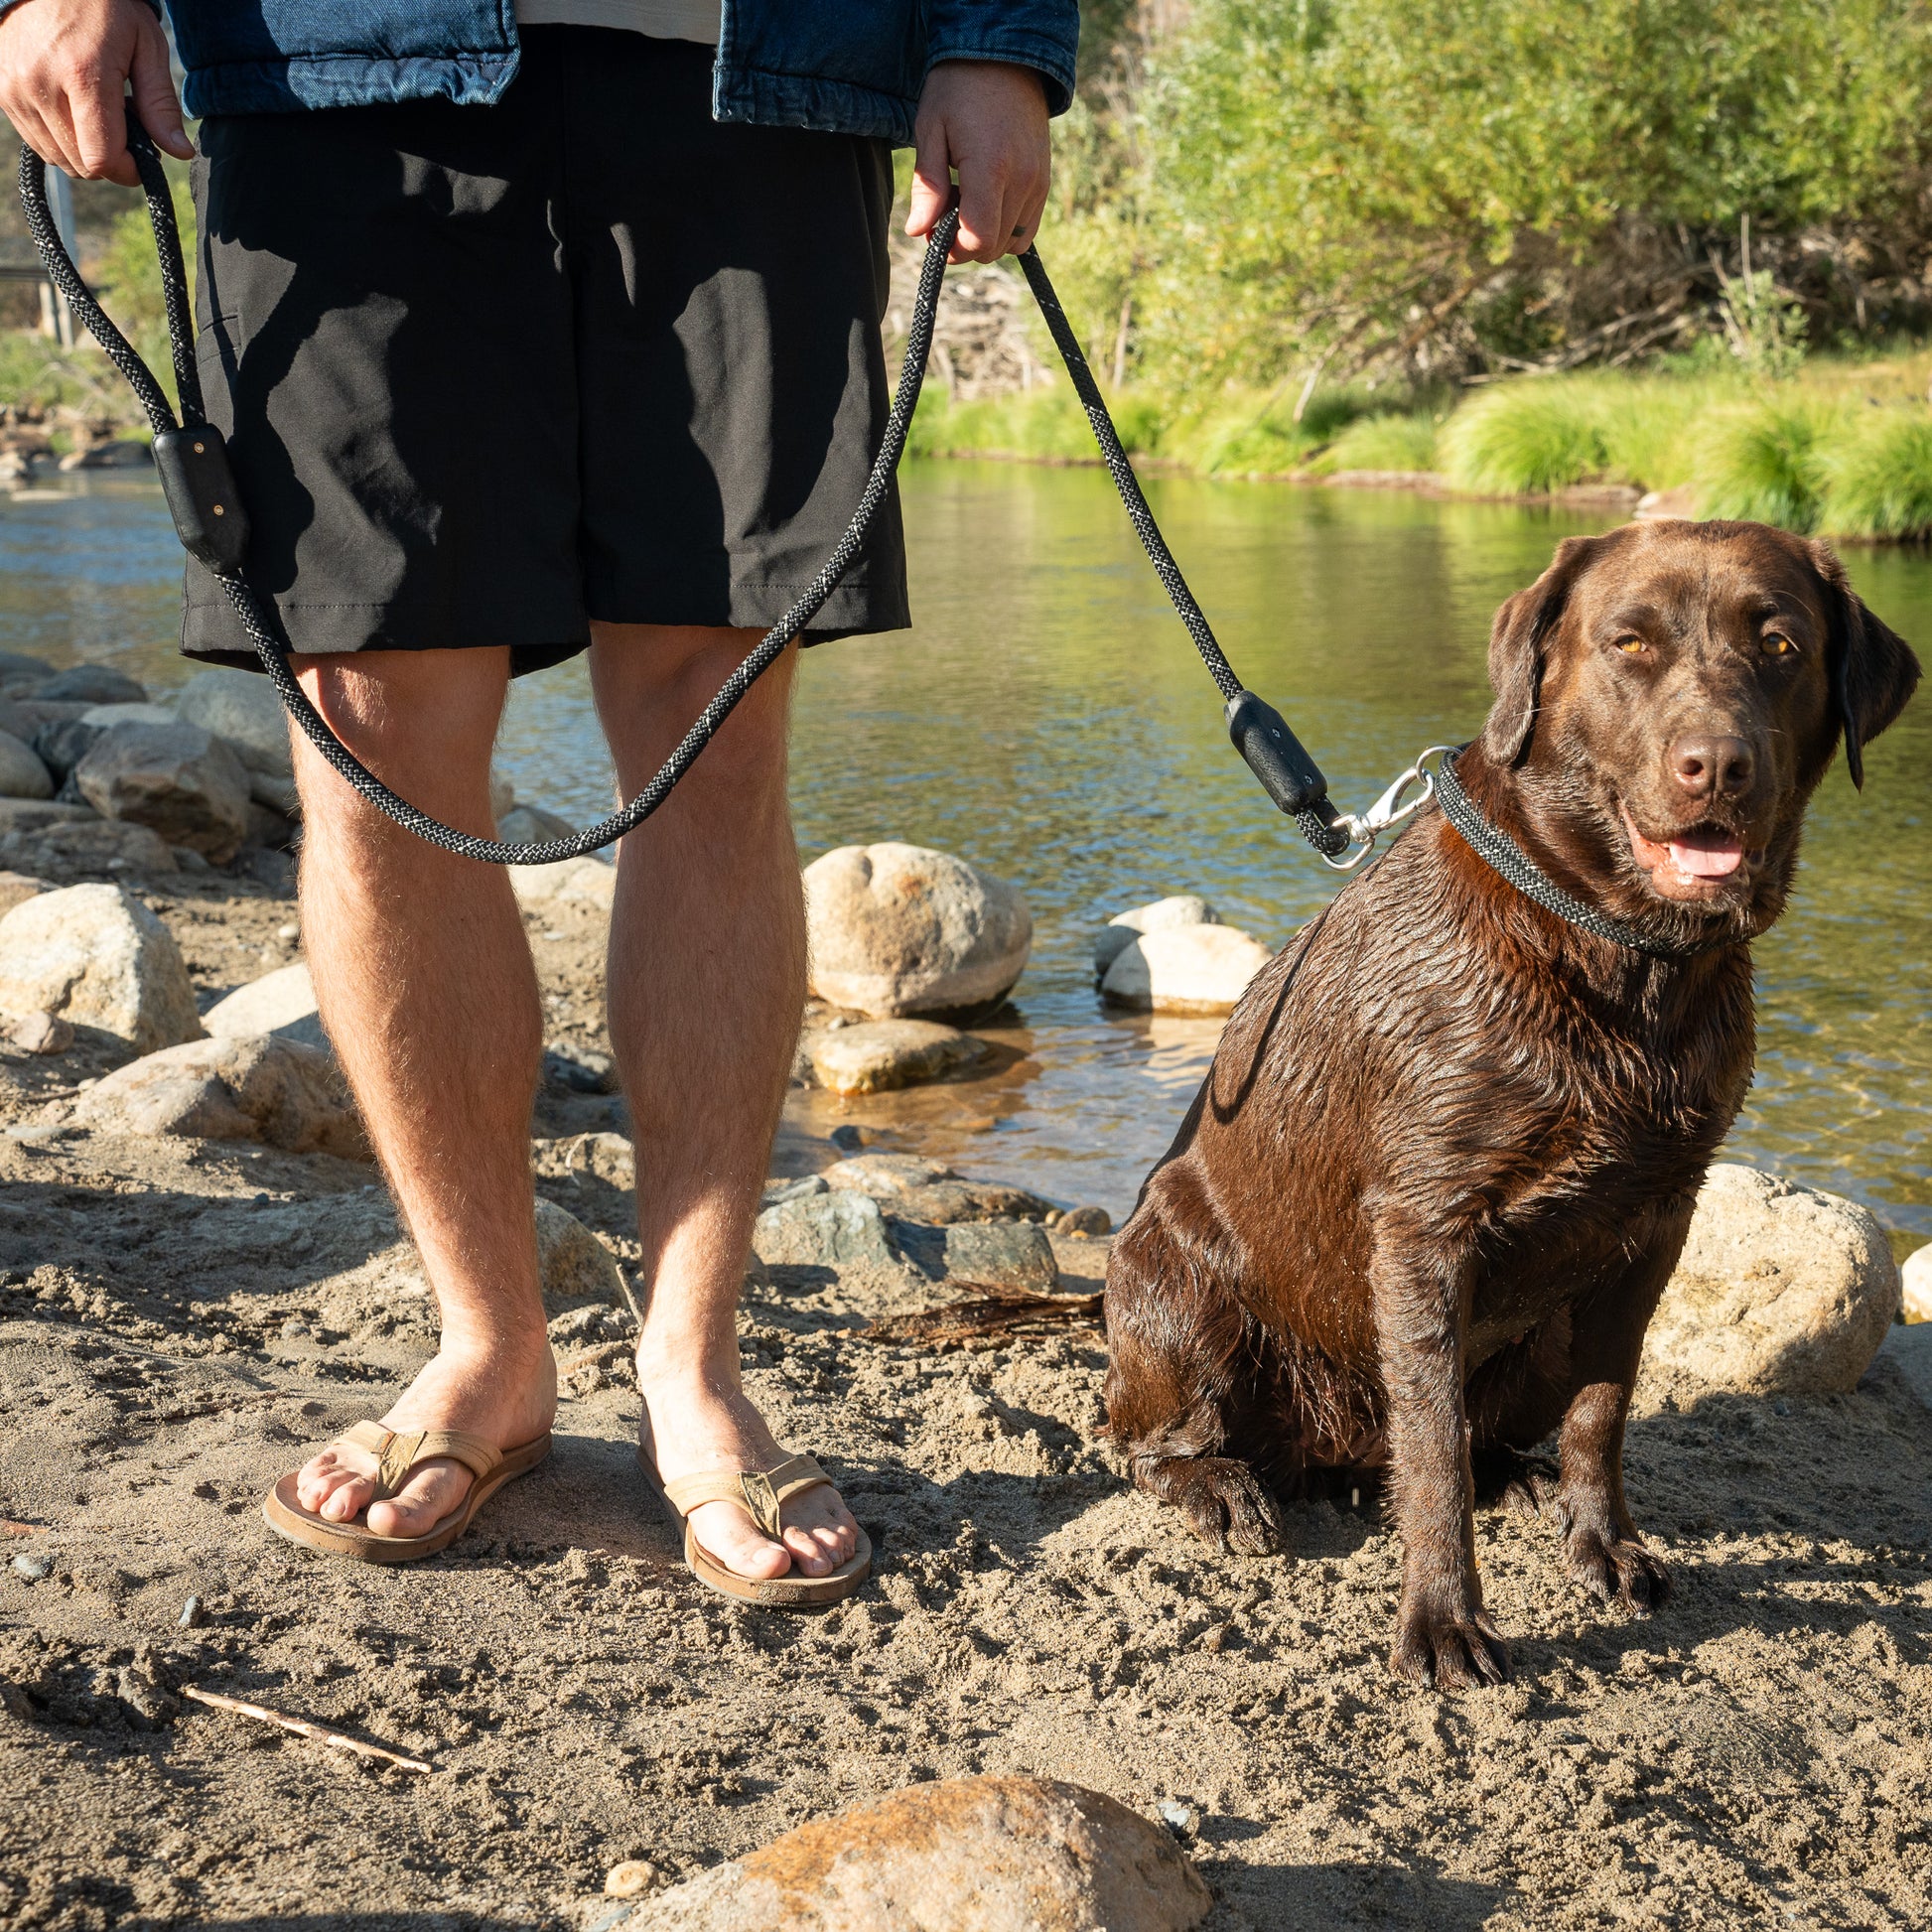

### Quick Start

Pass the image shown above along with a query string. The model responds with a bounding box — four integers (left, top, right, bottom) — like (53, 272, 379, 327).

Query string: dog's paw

(1475, 1449, 1565, 1521)
(1567, 1527, 1671, 1614)
(1390, 1598, 1512, 1692)
(1139, 1455, 1289, 1558)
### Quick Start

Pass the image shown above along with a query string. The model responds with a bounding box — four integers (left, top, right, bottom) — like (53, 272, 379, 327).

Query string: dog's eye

(1613, 635, 1647, 655)
(1762, 632, 1796, 657)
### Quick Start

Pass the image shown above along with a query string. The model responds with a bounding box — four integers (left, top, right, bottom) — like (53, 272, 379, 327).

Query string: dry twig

(857, 1281, 1103, 1350)
(183, 1686, 433, 1773)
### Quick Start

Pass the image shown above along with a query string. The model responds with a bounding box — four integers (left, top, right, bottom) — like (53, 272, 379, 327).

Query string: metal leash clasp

(1320, 745, 1458, 871)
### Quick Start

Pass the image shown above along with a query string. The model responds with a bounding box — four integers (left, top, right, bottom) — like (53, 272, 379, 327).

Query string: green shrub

(1693, 401, 1835, 530)
(1821, 412, 1932, 539)
(1439, 384, 1611, 494)
(1315, 410, 1440, 474)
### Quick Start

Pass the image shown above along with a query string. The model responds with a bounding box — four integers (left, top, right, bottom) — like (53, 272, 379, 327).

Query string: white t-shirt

(512, 2, 721, 45)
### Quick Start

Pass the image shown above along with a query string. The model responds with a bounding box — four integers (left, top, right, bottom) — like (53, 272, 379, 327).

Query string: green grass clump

(1315, 409, 1440, 473)
(1692, 401, 1835, 530)
(905, 386, 1116, 463)
(1438, 383, 1611, 493)
(1821, 411, 1932, 539)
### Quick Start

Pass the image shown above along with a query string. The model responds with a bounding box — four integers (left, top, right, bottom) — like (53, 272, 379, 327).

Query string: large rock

(823, 1156, 1054, 1224)
(1903, 1242, 1931, 1324)
(79, 702, 178, 730)
(0, 653, 55, 694)
(0, 882, 201, 1051)
(805, 1020, 989, 1096)
(1101, 923, 1273, 1017)
(202, 962, 325, 1049)
(31, 666, 145, 706)
(511, 856, 617, 910)
(73, 721, 252, 863)
(172, 667, 293, 777)
(0, 872, 43, 919)
(67, 1033, 366, 1159)
(753, 1190, 895, 1272)
(607, 1777, 1209, 1932)
(802, 842, 1032, 1019)
(1640, 1166, 1901, 1397)
(0, 816, 177, 878)
(0, 730, 52, 801)
(1093, 894, 1219, 978)
(30, 717, 101, 781)
(497, 802, 578, 847)
(535, 1197, 626, 1312)
(908, 1219, 1059, 1289)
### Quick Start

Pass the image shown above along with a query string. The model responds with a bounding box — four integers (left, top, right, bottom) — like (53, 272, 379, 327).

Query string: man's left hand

(908, 60, 1050, 264)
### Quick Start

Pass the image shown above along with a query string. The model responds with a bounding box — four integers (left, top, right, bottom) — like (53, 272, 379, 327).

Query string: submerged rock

(69, 1032, 365, 1159)
(805, 1019, 989, 1096)
(0, 882, 202, 1051)
(0, 730, 53, 801)
(202, 961, 325, 1049)
(1101, 922, 1273, 1017)
(73, 721, 252, 863)
(802, 842, 1032, 1019)
(753, 1190, 895, 1272)
(608, 1776, 1210, 1932)
(1641, 1166, 1901, 1397)
(1092, 894, 1219, 977)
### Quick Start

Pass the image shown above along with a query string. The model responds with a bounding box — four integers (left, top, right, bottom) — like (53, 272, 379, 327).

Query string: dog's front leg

(1551, 1245, 1677, 1614)
(1373, 1243, 1510, 1689)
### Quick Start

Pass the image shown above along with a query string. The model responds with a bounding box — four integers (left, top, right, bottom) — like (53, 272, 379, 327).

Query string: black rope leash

(20, 116, 1352, 867)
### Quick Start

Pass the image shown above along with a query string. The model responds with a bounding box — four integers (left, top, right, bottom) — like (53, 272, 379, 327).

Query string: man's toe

(364, 1457, 469, 1538)
(316, 1474, 373, 1523)
(690, 1501, 792, 1581)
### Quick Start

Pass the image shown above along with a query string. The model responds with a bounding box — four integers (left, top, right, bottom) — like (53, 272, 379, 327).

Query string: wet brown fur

(1102, 520, 1920, 1689)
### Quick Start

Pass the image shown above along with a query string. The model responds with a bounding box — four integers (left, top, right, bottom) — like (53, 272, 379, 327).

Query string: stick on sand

(183, 1686, 434, 1773)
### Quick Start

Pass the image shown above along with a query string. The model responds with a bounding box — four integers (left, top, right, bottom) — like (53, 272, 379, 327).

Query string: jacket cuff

(924, 28, 1077, 117)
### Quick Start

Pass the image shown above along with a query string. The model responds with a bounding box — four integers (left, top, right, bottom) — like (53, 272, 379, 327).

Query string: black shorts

(184, 27, 907, 674)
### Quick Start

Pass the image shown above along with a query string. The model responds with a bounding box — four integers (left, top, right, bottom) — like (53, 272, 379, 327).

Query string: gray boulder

(0, 653, 55, 694)
(0, 730, 52, 801)
(753, 1190, 895, 1272)
(804, 1019, 989, 1096)
(173, 667, 293, 777)
(1093, 894, 1219, 978)
(73, 721, 252, 863)
(0, 816, 177, 878)
(907, 1219, 1059, 1290)
(67, 1032, 366, 1159)
(1640, 1165, 1901, 1398)
(822, 1158, 1055, 1225)
(30, 717, 100, 781)
(0, 882, 201, 1051)
(31, 666, 145, 706)
(78, 703, 178, 730)
(605, 1776, 1210, 1932)
(802, 841, 1032, 1019)
(202, 962, 325, 1049)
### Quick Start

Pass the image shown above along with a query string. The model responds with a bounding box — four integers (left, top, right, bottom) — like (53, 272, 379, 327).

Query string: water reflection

(3, 466, 1925, 1239)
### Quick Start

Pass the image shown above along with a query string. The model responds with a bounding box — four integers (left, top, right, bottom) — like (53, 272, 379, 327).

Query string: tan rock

(803, 842, 1032, 1019)
(535, 1196, 626, 1312)
(73, 720, 252, 863)
(0, 872, 43, 919)
(510, 856, 617, 910)
(1640, 1166, 1901, 1398)
(806, 1020, 989, 1096)
(1902, 1242, 1930, 1324)
(1093, 894, 1219, 977)
(6, 1010, 72, 1055)
(203, 962, 325, 1049)
(0, 882, 202, 1051)
(1101, 923, 1274, 1016)
(615, 1777, 1209, 1932)
(68, 1033, 367, 1160)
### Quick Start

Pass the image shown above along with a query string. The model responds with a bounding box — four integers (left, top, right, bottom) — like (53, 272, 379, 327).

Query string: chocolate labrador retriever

(1103, 519, 1919, 1688)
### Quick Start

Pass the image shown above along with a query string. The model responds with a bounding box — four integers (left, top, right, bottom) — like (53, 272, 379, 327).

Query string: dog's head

(1478, 519, 1919, 937)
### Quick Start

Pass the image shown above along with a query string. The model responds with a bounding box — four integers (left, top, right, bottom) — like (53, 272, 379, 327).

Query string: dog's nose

(1668, 734, 1754, 800)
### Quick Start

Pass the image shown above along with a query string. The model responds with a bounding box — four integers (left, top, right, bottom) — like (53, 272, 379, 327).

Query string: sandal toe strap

(339, 1421, 503, 1502)
(662, 1454, 832, 1539)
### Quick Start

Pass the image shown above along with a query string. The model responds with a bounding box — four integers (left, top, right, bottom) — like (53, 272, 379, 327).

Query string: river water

(3, 467, 1927, 1244)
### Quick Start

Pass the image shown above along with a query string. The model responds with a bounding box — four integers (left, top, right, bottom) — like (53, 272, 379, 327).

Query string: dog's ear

(1806, 540, 1921, 788)
(1481, 534, 1602, 764)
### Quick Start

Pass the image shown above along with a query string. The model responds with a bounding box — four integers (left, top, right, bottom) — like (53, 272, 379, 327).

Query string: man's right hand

(0, 0, 193, 186)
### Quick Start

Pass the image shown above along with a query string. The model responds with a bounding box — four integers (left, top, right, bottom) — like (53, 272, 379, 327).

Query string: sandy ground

(2, 877, 1929, 1931)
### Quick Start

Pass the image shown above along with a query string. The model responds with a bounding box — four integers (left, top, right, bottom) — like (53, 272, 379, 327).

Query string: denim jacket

(159, 2, 1079, 140)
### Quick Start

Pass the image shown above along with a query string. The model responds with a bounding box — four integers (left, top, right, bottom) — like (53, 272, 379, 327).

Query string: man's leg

(286, 648, 555, 1537)
(592, 623, 858, 1581)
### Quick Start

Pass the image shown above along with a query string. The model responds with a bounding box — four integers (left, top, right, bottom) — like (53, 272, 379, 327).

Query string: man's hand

(0, 0, 193, 187)
(908, 60, 1050, 265)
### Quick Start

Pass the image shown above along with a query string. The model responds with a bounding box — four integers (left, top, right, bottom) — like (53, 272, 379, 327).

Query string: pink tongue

(1668, 833, 1744, 878)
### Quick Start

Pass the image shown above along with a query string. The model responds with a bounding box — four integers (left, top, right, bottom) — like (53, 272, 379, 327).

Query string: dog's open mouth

(1620, 807, 1754, 899)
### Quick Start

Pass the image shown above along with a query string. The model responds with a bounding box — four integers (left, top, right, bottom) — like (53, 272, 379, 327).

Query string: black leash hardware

(22, 110, 1355, 867)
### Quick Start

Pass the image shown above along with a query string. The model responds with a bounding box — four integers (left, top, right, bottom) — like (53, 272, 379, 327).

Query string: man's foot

(294, 1337, 557, 1538)
(635, 1350, 859, 1581)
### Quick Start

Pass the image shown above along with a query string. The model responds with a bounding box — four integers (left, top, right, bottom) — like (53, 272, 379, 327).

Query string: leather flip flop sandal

(263, 1420, 551, 1565)
(637, 1447, 871, 1608)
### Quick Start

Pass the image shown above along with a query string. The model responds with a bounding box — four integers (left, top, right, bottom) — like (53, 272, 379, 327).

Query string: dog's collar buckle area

(1322, 744, 1460, 871)
(1430, 748, 1724, 962)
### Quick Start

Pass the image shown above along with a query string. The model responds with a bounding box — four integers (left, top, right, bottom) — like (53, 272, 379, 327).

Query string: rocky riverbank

(0, 672, 1929, 1929)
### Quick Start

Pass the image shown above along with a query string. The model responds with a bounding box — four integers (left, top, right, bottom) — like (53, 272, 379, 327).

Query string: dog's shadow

(1201, 1854, 1508, 1930)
